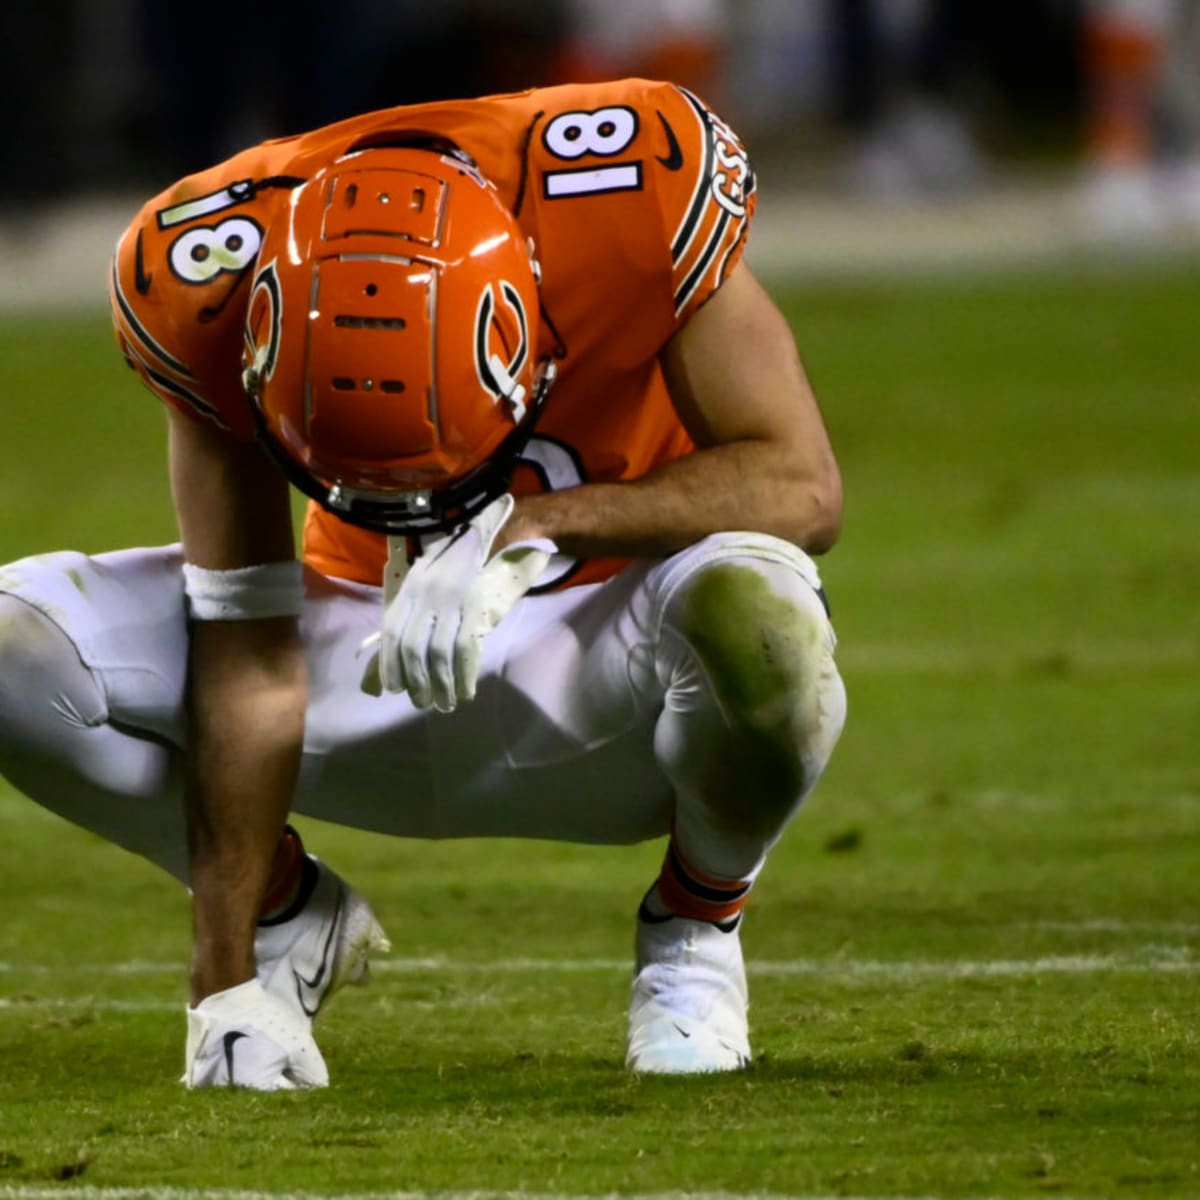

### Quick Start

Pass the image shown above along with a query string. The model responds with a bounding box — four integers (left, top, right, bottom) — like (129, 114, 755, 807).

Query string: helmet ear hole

(365, 283, 378, 296)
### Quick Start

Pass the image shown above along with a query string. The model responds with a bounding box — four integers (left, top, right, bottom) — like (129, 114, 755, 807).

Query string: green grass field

(0, 260, 1197, 1199)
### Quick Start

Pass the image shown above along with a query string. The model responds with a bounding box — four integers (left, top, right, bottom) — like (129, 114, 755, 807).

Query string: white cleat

(255, 856, 391, 1029)
(626, 911, 751, 1074)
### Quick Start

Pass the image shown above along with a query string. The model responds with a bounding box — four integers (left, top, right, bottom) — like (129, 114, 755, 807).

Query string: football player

(1079, 0, 1200, 237)
(0, 77, 846, 1087)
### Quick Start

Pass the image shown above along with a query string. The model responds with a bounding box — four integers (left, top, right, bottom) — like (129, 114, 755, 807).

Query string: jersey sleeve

(524, 78, 757, 359)
(651, 83, 757, 326)
(108, 163, 287, 441)
(111, 220, 228, 435)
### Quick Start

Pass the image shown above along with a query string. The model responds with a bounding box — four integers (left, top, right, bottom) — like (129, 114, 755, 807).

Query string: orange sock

(647, 838, 751, 929)
(259, 826, 306, 921)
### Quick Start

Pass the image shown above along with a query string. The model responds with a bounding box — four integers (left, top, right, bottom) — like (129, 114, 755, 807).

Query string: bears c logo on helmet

(237, 146, 556, 535)
(474, 280, 530, 423)
(242, 259, 283, 398)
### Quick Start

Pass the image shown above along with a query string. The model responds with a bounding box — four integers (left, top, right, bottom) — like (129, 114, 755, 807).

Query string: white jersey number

(541, 107, 643, 200)
(543, 107, 638, 159)
(168, 218, 262, 285)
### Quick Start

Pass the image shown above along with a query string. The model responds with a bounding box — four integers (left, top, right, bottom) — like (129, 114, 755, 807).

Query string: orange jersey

(110, 78, 756, 588)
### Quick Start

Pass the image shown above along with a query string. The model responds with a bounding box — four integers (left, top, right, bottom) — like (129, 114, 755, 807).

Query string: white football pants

(0, 534, 845, 885)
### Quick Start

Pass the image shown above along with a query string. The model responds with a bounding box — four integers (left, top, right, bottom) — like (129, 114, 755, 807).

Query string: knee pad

(659, 531, 829, 607)
(656, 533, 835, 698)
(653, 533, 845, 814)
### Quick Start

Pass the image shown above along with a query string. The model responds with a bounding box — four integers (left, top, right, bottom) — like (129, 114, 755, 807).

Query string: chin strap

(383, 535, 412, 605)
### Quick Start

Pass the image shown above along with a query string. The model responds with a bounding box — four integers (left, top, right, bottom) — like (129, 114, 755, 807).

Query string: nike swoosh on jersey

(222, 1030, 248, 1083)
(656, 112, 685, 171)
(134, 231, 153, 295)
(291, 885, 344, 1018)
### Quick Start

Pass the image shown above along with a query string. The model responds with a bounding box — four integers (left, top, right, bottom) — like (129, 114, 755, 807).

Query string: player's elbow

(797, 462, 843, 555)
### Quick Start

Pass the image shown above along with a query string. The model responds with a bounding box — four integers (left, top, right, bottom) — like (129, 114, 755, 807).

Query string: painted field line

(0, 952, 1195, 987)
(0, 994, 506, 1014)
(5, 952, 1194, 1014)
(369, 954, 1200, 979)
(0, 996, 176, 1012)
(0, 1188, 1095, 1200)
(1028, 918, 1200, 935)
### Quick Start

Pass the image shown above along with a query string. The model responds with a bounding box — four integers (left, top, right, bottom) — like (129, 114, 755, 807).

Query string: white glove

(359, 493, 556, 711)
(184, 978, 330, 1090)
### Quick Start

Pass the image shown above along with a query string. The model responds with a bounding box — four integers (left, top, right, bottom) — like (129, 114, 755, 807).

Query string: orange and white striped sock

(641, 837, 752, 931)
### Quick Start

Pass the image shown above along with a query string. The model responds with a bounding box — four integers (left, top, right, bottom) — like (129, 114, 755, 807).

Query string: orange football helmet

(241, 144, 555, 534)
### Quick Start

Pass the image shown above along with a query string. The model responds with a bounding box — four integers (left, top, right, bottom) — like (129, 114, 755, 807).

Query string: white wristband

(182, 560, 305, 621)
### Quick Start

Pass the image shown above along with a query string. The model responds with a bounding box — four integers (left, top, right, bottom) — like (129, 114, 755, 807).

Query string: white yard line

(0, 1189, 1095, 1200)
(0, 997, 176, 1012)
(1, 951, 1195, 1011)
(1027, 918, 1200, 935)
(371, 954, 1200, 979)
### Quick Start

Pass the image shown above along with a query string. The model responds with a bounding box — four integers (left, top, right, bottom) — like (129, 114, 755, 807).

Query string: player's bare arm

(500, 262, 842, 559)
(168, 409, 306, 1004)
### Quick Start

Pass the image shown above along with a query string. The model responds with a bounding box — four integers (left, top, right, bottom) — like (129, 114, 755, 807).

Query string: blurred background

(2, 0, 1199, 304)
(1, 13, 1197, 1173)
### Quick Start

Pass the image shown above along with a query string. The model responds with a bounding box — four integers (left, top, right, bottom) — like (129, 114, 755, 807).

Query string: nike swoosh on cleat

(656, 112, 684, 171)
(672, 1022, 692, 1039)
(222, 1030, 248, 1083)
(133, 230, 153, 295)
(291, 885, 344, 1018)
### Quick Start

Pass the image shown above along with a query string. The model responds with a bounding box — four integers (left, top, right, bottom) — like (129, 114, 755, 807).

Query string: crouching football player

(0, 77, 846, 1086)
